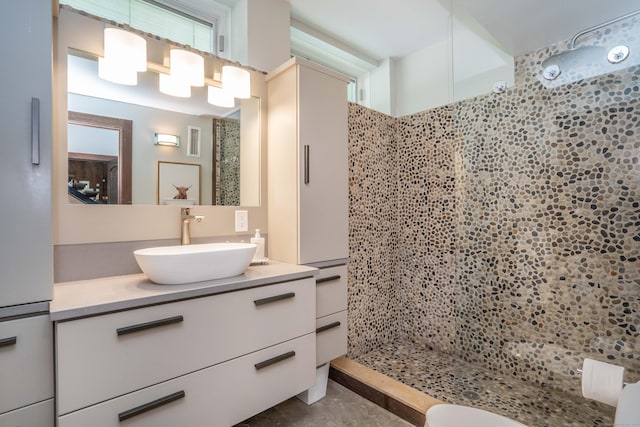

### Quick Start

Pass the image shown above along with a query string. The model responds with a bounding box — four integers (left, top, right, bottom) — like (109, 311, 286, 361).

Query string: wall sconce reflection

(154, 133, 181, 147)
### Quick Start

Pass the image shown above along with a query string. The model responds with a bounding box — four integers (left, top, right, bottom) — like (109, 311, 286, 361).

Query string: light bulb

(103, 28, 147, 72)
(170, 49, 204, 87)
(222, 65, 250, 99)
(159, 73, 191, 97)
(207, 86, 235, 108)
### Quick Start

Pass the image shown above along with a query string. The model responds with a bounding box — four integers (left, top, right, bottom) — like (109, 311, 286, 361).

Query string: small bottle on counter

(250, 229, 265, 260)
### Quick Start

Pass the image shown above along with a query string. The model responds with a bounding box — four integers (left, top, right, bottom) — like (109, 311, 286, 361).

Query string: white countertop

(50, 261, 318, 321)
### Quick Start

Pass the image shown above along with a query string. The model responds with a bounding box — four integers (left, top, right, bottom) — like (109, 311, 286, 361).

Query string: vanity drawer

(316, 310, 348, 366)
(0, 399, 54, 427)
(316, 265, 347, 318)
(56, 278, 315, 415)
(58, 333, 316, 427)
(0, 314, 53, 414)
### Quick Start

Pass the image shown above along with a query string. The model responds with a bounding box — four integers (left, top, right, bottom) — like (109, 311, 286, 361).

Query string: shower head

(541, 9, 640, 81)
(541, 45, 606, 80)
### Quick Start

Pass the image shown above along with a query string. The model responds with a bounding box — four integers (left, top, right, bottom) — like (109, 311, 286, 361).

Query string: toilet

(614, 382, 640, 426)
(425, 404, 527, 427)
(425, 381, 640, 427)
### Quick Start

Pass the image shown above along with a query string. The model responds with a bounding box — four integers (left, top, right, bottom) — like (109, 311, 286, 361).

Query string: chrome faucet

(180, 208, 204, 245)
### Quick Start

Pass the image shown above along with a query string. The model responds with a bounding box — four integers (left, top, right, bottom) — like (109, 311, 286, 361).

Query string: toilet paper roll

(581, 358, 624, 406)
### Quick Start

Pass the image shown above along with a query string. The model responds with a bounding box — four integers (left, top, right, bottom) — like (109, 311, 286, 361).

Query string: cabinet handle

(253, 292, 295, 306)
(255, 351, 296, 370)
(316, 275, 341, 284)
(0, 336, 17, 348)
(118, 390, 185, 422)
(316, 321, 341, 334)
(117, 315, 184, 336)
(304, 144, 310, 184)
(31, 97, 40, 165)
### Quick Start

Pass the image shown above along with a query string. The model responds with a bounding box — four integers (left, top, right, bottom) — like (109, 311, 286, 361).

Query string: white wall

(231, 0, 290, 72)
(394, 40, 453, 117)
(367, 58, 393, 116)
(352, 3, 514, 117)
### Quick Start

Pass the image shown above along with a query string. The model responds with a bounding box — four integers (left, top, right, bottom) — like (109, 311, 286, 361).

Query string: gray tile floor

(235, 380, 413, 427)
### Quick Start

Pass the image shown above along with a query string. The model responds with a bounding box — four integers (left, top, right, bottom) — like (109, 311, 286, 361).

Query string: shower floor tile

(353, 340, 615, 427)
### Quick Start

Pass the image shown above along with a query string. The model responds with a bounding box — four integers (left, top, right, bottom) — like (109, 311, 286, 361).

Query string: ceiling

(155, 0, 640, 63)
(285, 0, 640, 59)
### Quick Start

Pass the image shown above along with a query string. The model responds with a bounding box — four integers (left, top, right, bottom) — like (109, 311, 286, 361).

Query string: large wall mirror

(54, 7, 268, 245)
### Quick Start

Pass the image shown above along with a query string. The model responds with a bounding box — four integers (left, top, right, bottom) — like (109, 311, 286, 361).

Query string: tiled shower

(345, 15, 639, 426)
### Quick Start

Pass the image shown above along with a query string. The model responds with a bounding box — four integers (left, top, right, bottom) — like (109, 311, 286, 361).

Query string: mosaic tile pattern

(214, 118, 240, 206)
(453, 62, 640, 398)
(354, 339, 615, 427)
(395, 107, 458, 354)
(346, 19, 640, 403)
(347, 105, 400, 358)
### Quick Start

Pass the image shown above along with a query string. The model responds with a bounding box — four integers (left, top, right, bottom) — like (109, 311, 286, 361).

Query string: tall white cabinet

(0, 1, 54, 425)
(0, 0, 53, 308)
(267, 57, 349, 404)
(267, 57, 349, 266)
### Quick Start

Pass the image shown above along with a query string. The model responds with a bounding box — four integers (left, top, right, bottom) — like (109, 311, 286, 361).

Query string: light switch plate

(235, 210, 248, 232)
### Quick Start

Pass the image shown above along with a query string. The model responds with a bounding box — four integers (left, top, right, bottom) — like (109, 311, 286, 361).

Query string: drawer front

(0, 314, 53, 414)
(58, 333, 316, 427)
(56, 278, 315, 415)
(0, 399, 54, 427)
(316, 265, 347, 318)
(316, 310, 347, 366)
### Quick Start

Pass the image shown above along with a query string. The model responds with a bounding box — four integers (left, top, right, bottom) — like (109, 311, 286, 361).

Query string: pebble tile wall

(214, 118, 240, 206)
(347, 17, 640, 402)
(347, 106, 399, 356)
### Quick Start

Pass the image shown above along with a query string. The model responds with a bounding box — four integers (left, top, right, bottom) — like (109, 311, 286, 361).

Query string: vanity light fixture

(169, 48, 205, 87)
(98, 27, 147, 85)
(159, 73, 191, 98)
(207, 85, 235, 108)
(222, 65, 251, 99)
(154, 133, 181, 147)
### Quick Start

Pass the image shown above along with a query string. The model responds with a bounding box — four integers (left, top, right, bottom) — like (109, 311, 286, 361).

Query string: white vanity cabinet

(0, 3, 54, 423)
(314, 265, 348, 366)
(0, 314, 54, 426)
(54, 275, 316, 426)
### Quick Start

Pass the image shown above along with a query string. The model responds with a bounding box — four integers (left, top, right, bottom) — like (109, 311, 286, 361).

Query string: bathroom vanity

(50, 263, 320, 426)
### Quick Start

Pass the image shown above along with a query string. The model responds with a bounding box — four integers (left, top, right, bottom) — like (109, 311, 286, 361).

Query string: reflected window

(60, 0, 223, 53)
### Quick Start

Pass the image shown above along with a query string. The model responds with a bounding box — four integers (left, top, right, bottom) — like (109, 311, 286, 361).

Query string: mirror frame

(53, 7, 268, 245)
(68, 111, 133, 204)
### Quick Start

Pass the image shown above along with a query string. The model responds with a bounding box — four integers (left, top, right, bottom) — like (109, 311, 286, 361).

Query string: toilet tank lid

(614, 382, 640, 425)
(426, 404, 527, 427)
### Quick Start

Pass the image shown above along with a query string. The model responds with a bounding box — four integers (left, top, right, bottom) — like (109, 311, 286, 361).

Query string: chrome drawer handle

(0, 336, 17, 348)
(316, 275, 341, 284)
(253, 292, 295, 306)
(118, 390, 185, 422)
(31, 97, 40, 165)
(304, 144, 310, 184)
(117, 315, 184, 336)
(255, 351, 296, 370)
(316, 321, 341, 334)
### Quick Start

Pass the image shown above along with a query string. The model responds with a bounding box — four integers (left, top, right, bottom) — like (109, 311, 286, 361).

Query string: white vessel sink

(134, 243, 257, 285)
